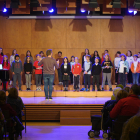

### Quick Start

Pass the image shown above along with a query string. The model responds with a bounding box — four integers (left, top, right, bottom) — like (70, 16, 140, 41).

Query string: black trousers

(63, 80, 68, 87)
(84, 74, 90, 89)
(127, 69, 132, 83)
(119, 73, 126, 87)
(93, 75, 100, 90)
(74, 75, 80, 89)
(115, 72, 119, 84)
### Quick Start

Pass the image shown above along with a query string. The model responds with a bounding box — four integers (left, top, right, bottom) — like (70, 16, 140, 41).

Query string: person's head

(104, 50, 108, 54)
(75, 57, 79, 63)
(3, 55, 8, 61)
(46, 49, 52, 57)
(36, 54, 41, 61)
(120, 54, 126, 61)
(26, 56, 31, 63)
(133, 54, 138, 61)
(94, 51, 99, 57)
(113, 87, 122, 100)
(117, 90, 129, 101)
(39, 51, 44, 57)
(26, 50, 32, 57)
(116, 84, 124, 89)
(105, 54, 109, 61)
(8, 87, 18, 99)
(15, 54, 20, 61)
(138, 52, 140, 58)
(116, 51, 121, 57)
(71, 56, 75, 62)
(58, 51, 62, 57)
(12, 49, 17, 55)
(63, 57, 68, 63)
(85, 48, 89, 55)
(0, 48, 3, 56)
(123, 87, 131, 93)
(95, 57, 99, 63)
(127, 50, 132, 57)
(85, 55, 90, 62)
(129, 84, 140, 96)
(0, 90, 6, 104)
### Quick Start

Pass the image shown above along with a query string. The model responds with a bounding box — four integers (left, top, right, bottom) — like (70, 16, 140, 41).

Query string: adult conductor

(38, 49, 59, 100)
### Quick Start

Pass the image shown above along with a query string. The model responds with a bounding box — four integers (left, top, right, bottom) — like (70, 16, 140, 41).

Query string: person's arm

(61, 64, 64, 75)
(109, 61, 113, 68)
(20, 61, 23, 72)
(11, 62, 14, 72)
(54, 60, 59, 69)
(8, 62, 10, 70)
(82, 55, 84, 68)
(99, 65, 102, 73)
(126, 61, 129, 73)
(91, 65, 94, 75)
(79, 64, 82, 74)
(101, 61, 106, 69)
(110, 100, 123, 118)
(10, 56, 13, 65)
(87, 62, 92, 72)
(67, 64, 71, 75)
(38, 59, 43, 66)
(71, 64, 74, 74)
(7, 104, 17, 117)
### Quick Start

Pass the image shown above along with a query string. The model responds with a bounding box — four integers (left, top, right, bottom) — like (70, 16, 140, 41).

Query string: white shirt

(127, 56, 133, 68)
(95, 63, 98, 66)
(84, 56, 86, 62)
(64, 63, 67, 69)
(119, 61, 126, 73)
(137, 58, 140, 62)
(134, 61, 138, 72)
(114, 57, 121, 68)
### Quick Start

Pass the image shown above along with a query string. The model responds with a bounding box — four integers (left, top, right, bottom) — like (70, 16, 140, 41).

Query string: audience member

(111, 87, 122, 100)
(110, 84, 140, 119)
(123, 86, 130, 93)
(116, 84, 124, 89)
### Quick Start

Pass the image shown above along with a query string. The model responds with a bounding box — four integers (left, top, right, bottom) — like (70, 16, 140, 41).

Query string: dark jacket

(61, 63, 71, 75)
(24, 62, 33, 74)
(91, 63, 102, 75)
(101, 60, 113, 73)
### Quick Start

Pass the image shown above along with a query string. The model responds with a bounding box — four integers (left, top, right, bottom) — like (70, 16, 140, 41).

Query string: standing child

(24, 56, 33, 90)
(131, 55, 140, 85)
(101, 54, 113, 91)
(61, 57, 71, 91)
(83, 55, 92, 91)
(126, 50, 133, 84)
(33, 54, 43, 91)
(56, 51, 63, 85)
(70, 56, 75, 84)
(117, 54, 129, 87)
(114, 51, 121, 84)
(72, 57, 82, 91)
(2, 55, 10, 91)
(11, 54, 23, 91)
(91, 57, 102, 91)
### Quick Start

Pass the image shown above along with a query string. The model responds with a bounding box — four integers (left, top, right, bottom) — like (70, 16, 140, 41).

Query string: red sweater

(71, 63, 82, 75)
(110, 95, 140, 118)
(3, 61, 10, 70)
(33, 61, 43, 74)
(0, 54, 3, 64)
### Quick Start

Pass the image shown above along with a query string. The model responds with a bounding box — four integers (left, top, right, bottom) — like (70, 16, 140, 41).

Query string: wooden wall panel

(66, 19, 100, 49)
(0, 16, 140, 85)
(100, 17, 135, 49)
(31, 19, 67, 49)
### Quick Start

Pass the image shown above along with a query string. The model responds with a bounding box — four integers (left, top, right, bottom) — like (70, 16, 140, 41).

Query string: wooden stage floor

(22, 97, 110, 121)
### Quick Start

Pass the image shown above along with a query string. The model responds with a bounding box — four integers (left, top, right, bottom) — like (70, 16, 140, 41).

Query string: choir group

(0, 47, 140, 92)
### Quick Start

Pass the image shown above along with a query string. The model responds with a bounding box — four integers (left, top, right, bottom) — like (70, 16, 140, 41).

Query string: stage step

(0, 85, 119, 91)
(18, 91, 113, 97)
(60, 110, 91, 125)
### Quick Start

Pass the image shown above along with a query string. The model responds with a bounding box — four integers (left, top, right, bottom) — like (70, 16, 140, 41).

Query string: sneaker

(19, 88, 22, 91)
(26, 88, 28, 91)
(74, 89, 76, 92)
(28, 88, 31, 91)
(63, 88, 66, 91)
(102, 88, 104, 91)
(92, 89, 95, 91)
(86, 88, 90, 91)
(49, 97, 53, 101)
(109, 88, 112, 91)
(77, 89, 79, 92)
(58, 82, 61, 85)
(39, 87, 42, 91)
(84, 88, 87, 91)
(36, 87, 39, 91)
(65, 88, 68, 91)
(97, 89, 101, 91)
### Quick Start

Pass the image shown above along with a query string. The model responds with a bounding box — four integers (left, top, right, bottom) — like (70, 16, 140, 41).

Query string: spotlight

(49, 9, 54, 13)
(134, 11, 138, 15)
(81, 9, 85, 13)
(109, 0, 122, 8)
(10, 0, 21, 8)
(3, 8, 7, 13)
(89, 0, 98, 8)
(30, 0, 40, 8)
(134, 0, 140, 9)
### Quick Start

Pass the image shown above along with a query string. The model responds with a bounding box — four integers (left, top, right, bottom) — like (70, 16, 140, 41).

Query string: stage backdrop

(0, 15, 140, 85)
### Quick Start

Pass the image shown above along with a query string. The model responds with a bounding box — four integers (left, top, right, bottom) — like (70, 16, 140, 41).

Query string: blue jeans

(57, 69, 62, 82)
(132, 73, 139, 85)
(43, 74, 54, 98)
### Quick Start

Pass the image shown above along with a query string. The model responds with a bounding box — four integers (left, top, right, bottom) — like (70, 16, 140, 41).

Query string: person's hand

(125, 72, 128, 74)
(39, 57, 42, 61)
(74, 74, 77, 77)
(57, 60, 59, 64)
(107, 66, 109, 69)
(91, 76, 93, 78)
(84, 71, 87, 74)
(20, 72, 22, 75)
(116, 71, 118, 73)
(26, 72, 29, 74)
(13, 72, 15, 75)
